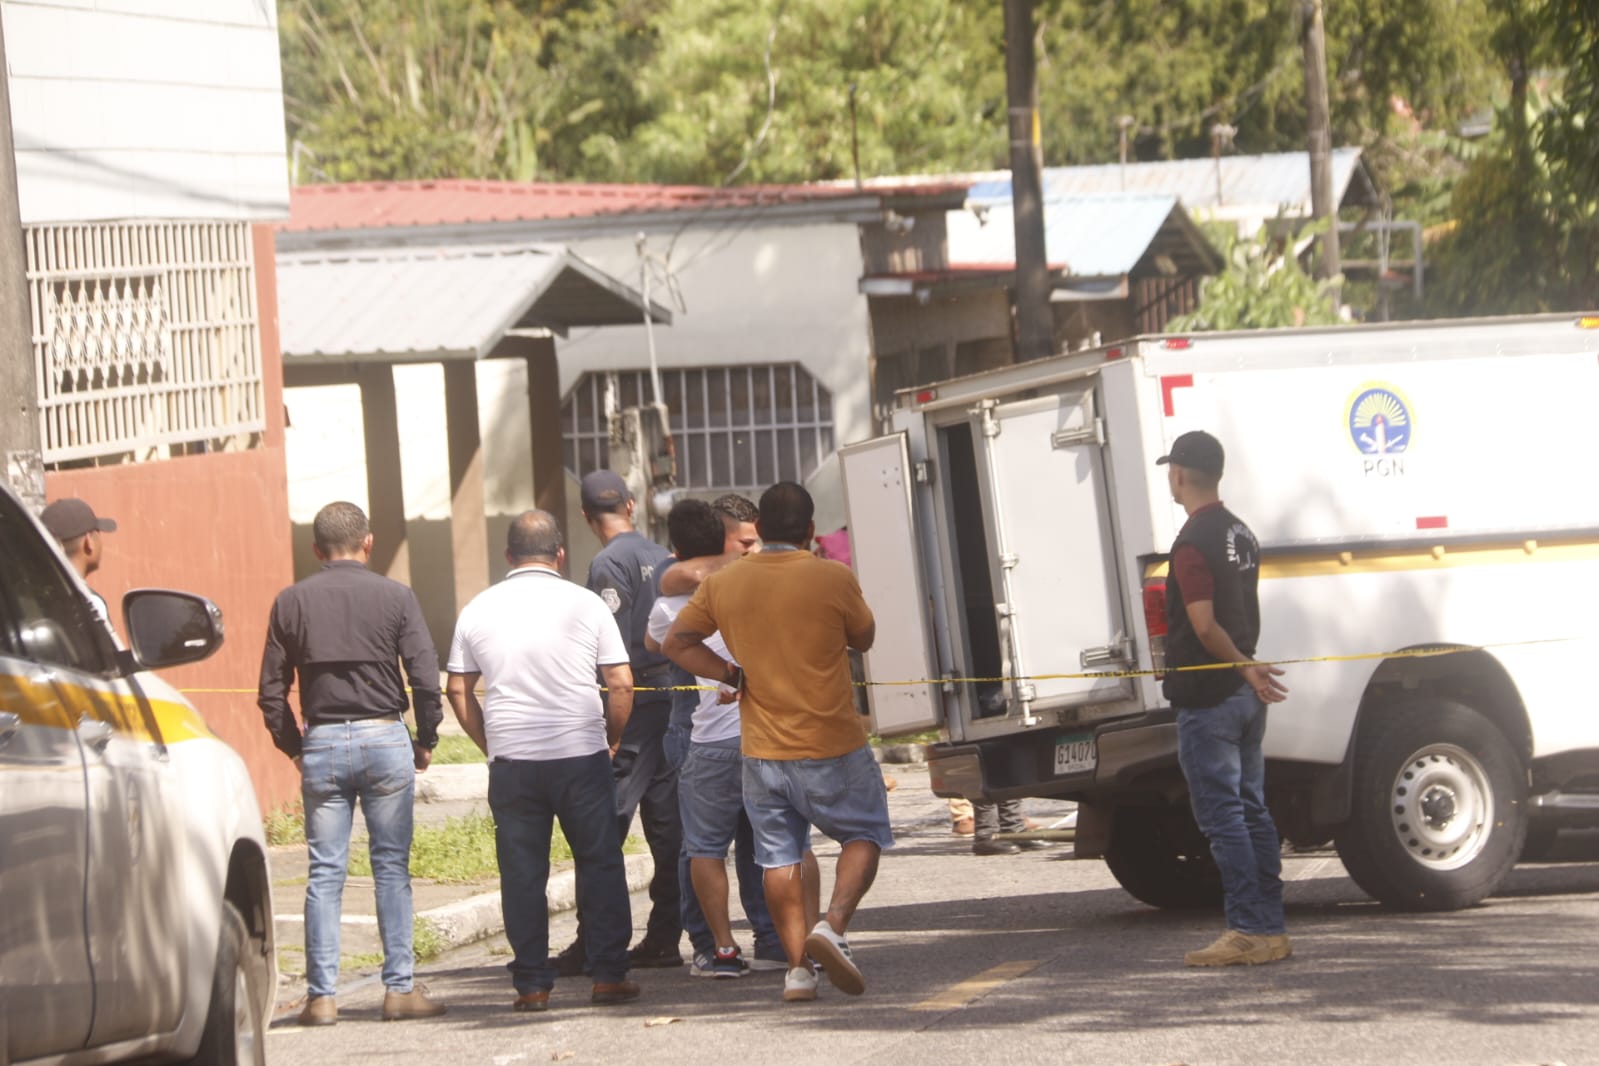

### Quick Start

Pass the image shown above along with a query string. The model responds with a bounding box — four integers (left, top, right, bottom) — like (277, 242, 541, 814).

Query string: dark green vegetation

(281, 1, 1596, 318)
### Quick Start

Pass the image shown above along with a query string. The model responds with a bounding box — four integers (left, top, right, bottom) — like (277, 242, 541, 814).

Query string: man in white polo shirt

(445, 510, 641, 1012)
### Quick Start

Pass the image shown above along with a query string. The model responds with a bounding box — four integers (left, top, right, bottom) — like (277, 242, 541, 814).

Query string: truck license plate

(1054, 733, 1097, 776)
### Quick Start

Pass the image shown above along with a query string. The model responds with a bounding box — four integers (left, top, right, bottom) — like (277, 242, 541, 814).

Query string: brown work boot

(512, 989, 550, 1013)
(591, 979, 641, 1005)
(1184, 930, 1279, 967)
(1267, 934, 1293, 961)
(381, 985, 447, 1020)
(297, 996, 337, 1027)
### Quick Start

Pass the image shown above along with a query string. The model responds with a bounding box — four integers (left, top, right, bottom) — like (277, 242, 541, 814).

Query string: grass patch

(264, 802, 305, 847)
(413, 918, 445, 962)
(869, 728, 940, 746)
(431, 735, 486, 765)
(344, 952, 384, 969)
(349, 812, 501, 883)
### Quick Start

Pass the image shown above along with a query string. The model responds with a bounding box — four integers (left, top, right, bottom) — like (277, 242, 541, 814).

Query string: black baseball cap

(41, 498, 117, 541)
(1156, 430, 1225, 478)
(580, 469, 631, 512)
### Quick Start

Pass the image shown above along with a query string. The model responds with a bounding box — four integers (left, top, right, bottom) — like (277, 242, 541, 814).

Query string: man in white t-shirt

(445, 510, 640, 1013)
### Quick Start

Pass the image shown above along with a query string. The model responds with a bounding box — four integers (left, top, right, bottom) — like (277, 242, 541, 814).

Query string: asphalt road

(265, 766, 1599, 1066)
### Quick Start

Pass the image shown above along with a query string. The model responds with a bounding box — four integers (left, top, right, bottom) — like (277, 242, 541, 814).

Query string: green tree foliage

(591, 0, 1007, 184)
(282, 0, 1505, 189)
(1426, 0, 1599, 313)
(1168, 223, 1343, 331)
(1034, 0, 1497, 164)
(281, 0, 625, 181)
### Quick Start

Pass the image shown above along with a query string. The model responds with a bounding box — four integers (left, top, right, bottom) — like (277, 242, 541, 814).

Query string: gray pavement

(262, 766, 1599, 1066)
(271, 744, 945, 1005)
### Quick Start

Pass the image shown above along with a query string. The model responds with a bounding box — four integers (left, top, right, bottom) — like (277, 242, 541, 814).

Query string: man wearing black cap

(553, 470, 683, 974)
(1157, 430, 1292, 967)
(41, 497, 116, 624)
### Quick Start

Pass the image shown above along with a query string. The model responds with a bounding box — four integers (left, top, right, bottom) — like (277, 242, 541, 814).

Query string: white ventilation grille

(27, 221, 265, 465)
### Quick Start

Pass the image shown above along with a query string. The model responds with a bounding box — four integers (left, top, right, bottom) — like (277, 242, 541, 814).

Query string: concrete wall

(46, 225, 298, 814)
(4, 0, 289, 223)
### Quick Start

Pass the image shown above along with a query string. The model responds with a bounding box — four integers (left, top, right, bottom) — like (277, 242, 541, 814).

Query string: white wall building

(276, 181, 970, 582)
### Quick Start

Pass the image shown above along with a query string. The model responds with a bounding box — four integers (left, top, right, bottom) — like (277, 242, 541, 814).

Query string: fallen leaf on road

(644, 1016, 681, 1027)
(551, 1052, 575, 1062)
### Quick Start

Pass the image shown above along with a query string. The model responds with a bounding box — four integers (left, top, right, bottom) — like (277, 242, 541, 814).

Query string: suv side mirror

(120, 589, 226, 672)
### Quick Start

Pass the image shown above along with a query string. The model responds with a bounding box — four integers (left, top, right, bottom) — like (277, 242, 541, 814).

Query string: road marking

(1288, 857, 1334, 881)
(911, 959, 1042, 1012)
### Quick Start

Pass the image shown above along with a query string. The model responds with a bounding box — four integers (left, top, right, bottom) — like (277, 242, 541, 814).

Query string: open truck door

(839, 433, 940, 737)
(970, 386, 1134, 725)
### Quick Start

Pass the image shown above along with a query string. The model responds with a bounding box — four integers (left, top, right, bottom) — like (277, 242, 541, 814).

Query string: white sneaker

(782, 965, 818, 1002)
(803, 920, 864, 996)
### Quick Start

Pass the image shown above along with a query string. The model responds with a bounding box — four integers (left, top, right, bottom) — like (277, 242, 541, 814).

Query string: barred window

(28, 221, 265, 466)
(563, 364, 835, 492)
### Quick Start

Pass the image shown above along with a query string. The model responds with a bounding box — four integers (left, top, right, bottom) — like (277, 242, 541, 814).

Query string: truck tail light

(1142, 576, 1168, 678)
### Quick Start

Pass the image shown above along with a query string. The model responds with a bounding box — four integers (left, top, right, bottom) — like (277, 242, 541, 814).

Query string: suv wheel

(185, 902, 265, 1066)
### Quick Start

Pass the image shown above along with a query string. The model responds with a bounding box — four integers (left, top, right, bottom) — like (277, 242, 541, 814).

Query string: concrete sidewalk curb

(415, 762, 489, 803)
(274, 852, 656, 996)
(417, 852, 655, 950)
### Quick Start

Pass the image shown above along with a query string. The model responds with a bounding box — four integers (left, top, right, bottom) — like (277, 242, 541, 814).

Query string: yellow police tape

(176, 636, 1576, 697)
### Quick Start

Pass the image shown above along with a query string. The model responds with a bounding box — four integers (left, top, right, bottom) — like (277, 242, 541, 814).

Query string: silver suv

(0, 482, 273, 1065)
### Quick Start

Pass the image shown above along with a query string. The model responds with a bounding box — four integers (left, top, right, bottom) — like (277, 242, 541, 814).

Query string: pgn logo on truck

(1346, 383, 1412, 477)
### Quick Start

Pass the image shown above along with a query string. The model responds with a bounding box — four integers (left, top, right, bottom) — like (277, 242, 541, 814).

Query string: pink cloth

(814, 528, 852, 569)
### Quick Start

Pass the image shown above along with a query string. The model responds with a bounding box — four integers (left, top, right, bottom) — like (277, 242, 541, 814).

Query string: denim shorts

(743, 744, 895, 868)
(678, 737, 745, 858)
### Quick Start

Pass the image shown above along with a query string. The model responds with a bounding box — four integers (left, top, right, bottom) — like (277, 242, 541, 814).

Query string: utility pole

(1300, 0, 1341, 290)
(1003, 0, 1053, 363)
(0, 16, 43, 508)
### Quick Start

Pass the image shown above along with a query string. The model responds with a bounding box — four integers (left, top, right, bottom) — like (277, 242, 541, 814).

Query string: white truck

(841, 313, 1599, 912)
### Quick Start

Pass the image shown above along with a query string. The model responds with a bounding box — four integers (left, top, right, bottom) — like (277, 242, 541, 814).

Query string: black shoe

(973, 838, 1021, 856)
(1015, 838, 1054, 850)
(628, 938, 685, 968)
(553, 939, 588, 977)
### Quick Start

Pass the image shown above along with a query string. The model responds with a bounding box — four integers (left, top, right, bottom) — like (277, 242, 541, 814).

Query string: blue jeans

(301, 719, 416, 997)
(610, 697, 681, 943)
(676, 737, 779, 959)
(662, 667, 695, 771)
(1176, 685, 1286, 936)
(743, 745, 895, 868)
(490, 750, 632, 991)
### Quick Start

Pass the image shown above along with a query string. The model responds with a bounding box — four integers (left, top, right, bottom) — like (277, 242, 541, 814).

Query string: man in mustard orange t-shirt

(663, 481, 889, 1003)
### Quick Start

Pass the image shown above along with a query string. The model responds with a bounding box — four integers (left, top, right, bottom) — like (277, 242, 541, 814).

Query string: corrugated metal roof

(277, 244, 669, 364)
(283, 179, 969, 233)
(964, 148, 1368, 216)
(947, 194, 1218, 277)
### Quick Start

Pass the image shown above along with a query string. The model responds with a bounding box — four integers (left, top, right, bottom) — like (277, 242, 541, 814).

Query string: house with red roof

(274, 176, 1221, 651)
(275, 179, 981, 606)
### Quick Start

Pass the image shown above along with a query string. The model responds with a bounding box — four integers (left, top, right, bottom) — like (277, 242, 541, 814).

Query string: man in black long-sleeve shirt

(258, 501, 446, 1026)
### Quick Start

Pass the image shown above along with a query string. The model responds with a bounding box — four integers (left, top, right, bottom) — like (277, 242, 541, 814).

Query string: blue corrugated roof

(947, 194, 1185, 277)
(965, 148, 1366, 215)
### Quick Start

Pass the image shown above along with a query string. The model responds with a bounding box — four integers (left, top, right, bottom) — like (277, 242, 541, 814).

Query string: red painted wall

(43, 225, 299, 814)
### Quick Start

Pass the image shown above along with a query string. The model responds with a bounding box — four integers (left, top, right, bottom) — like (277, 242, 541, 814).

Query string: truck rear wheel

(1334, 697, 1526, 911)
(1103, 803, 1223, 910)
